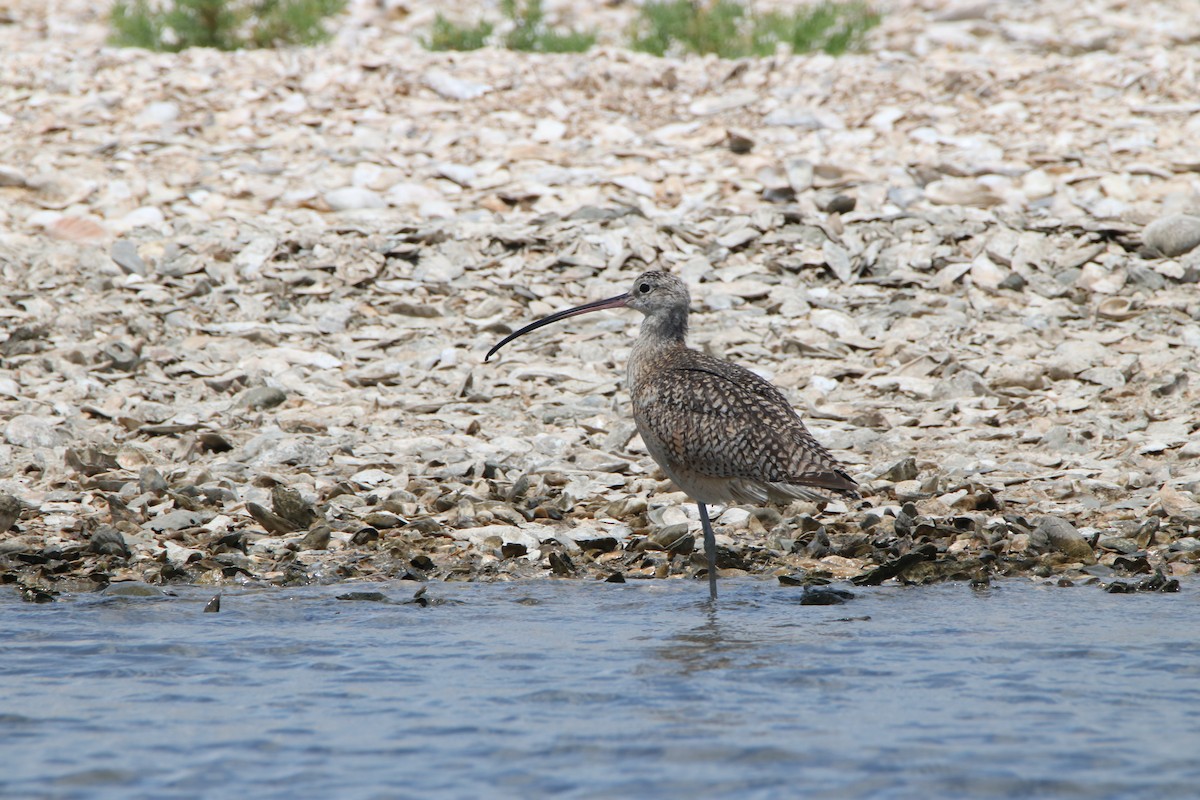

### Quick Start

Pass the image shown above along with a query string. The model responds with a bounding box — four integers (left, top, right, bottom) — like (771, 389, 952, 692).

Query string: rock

(532, 118, 567, 143)
(424, 69, 492, 100)
(299, 524, 333, 550)
(325, 187, 385, 211)
(1045, 340, 1109, 379)
(879, 457, 919, 482)
(111, 240, 147, 276)
(145, 509, 214, 533)
(135, 101, 179, 127)
(271, 485, 318, 529)
(90, 525, 130, 557)
(924, 178, 1002, 207)
(237, 386, 287, 410)
(1143, 214, 1200, 257)
(1034, 517, 1096, 563)
(4, 415, 64, 448)
(103, 582, 166, 597)
(764, 106, 844, 129)
(0, 493, 21, 532)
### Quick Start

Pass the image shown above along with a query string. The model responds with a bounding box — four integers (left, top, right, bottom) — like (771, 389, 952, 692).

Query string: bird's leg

(697, 502, 718, 601)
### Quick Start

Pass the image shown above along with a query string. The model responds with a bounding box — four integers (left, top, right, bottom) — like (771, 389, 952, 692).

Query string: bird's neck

(637, 307, 688, 347)
(628, 310, 688, 390)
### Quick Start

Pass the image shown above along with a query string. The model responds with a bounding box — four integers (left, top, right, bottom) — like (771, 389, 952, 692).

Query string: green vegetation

(501, 0, 596, 53)
(631, 0, 880, 59)
(109, 0, 346, 51)
(425, 13, 493, 52)
(424, 0, 596, 53)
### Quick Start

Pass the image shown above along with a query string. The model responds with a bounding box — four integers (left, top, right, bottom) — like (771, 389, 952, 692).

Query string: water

(2, 578, 1198, 800)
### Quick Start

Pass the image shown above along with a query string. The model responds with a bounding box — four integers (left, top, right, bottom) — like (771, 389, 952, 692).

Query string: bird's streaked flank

(487, 270, 858, 600)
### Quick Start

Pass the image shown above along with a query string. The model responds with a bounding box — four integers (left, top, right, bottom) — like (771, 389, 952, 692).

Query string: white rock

(115, 206, 165, 232)
(135, 101, 179, 127)
(764, 106, 844, 129)
(1021, 169, 1055, 200)
(532, 118, 567, 143)
(1143, 214, 1200, 257)
(688, 90, 758, 116)
(1076, 263, 1126, 294)
(969, 253, 1007, 290)
(386, 181, 441, 205)
(436, 162, 476, 187)
(424, 69, 492, 100)
(324, 187, 385, 211)
(809, 308, 863, 340)
(4, 415, 64, 448)
(234, 236, 277, 278)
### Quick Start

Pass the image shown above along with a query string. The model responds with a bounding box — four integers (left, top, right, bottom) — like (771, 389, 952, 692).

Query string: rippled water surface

(3, 579, 1198, 799)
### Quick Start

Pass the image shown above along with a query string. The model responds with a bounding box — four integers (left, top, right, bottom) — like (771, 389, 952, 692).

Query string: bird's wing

(633, 355, 858, 497)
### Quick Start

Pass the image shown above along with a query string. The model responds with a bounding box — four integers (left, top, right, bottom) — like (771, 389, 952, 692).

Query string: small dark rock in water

(103, 582, 166, 597)
(1105, 571, 1180, 594)
(403, 586, 455, 607)
(778, 574, 807, 586)
(800, 586, 855, 605)
(336, 591, 392, 602)
(851, 544, 938, 586)
(20, 584, 57, 603)
(605, 572, 626, 583)
(89, 525, 130, 558)
(203, 594, 221, 613)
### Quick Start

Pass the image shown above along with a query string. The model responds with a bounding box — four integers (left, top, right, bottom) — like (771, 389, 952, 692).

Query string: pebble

(324, 187, 386, 211)
(424, 69, 491, 100)
(1034, 517, 1097, 564)
(4, 415, 64, 449)
(1143, 214, 1200, 257)
(110, 240, 147, 276)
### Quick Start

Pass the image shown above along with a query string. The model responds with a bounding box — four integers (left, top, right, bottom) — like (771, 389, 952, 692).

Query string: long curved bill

(485, 292, 630, 361)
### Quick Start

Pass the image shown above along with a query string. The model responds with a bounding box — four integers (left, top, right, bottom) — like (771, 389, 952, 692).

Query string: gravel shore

(1, 0, 1198, 600)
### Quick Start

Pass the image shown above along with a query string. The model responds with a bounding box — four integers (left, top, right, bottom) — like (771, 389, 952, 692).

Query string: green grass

(631, 0, 880, 59)
(425, 13, 494, 51)
(109, 0, 346, 51)
(423, 0, 596, 53)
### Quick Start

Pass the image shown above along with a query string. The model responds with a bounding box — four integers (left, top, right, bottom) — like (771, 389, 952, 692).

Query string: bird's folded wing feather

(634, 357, 855, 495)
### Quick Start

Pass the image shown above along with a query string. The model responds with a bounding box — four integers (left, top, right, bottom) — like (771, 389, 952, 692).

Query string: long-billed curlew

(486, 271, 859, 600)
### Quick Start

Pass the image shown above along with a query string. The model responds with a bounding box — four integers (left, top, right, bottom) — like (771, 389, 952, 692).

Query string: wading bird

(487, 271, 858, 600)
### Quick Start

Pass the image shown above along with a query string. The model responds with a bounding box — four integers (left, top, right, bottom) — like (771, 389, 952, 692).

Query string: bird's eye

(639, 283, 651, 294)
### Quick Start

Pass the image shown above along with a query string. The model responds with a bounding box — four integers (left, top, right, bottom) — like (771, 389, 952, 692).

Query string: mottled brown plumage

(487, 270, 859, 600)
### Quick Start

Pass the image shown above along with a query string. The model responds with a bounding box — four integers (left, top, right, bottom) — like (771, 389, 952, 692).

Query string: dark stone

(800, 586, 855, 605)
